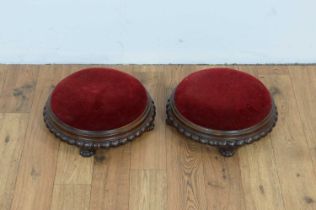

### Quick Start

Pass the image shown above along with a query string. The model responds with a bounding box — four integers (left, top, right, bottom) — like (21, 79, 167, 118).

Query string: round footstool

(166, 68, 277, 157)
(44, 67, 156, 157)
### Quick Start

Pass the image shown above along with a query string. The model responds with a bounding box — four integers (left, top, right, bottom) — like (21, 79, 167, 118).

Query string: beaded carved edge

(43, 99, 156, 153)
(166, 97, 278, 148)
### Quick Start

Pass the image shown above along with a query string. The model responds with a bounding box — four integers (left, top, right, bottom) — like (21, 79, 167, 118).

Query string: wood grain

(0, 65, 38, 113)
(129, 170, 167, 210)
(166, 123, 207, 210)
(203, 147, 246, 210)
(10, 66, 71, 210)
(50, 184, 90, 210)
(239, 139, 285, 210)
(289, 67, 316, 163)
(54, 143, 94, 185)
(260, 73, 316, 210)
(0, 114, 28, 210)
(0, 64, 316, 210)
(89, 146, 131, 210)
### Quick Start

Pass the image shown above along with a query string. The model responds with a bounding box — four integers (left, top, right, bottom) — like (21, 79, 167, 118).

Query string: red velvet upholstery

(174, 68, 272, 131)
(51, 67, 148, 131)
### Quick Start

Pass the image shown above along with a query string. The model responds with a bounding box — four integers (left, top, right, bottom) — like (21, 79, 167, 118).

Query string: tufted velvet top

(174, 68, 272, 131)
(51, 67, 148, 131)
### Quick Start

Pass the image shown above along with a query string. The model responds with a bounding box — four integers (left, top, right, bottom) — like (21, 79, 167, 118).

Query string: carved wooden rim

(166, 91, 278, 154)
(43, 93, 156, 156)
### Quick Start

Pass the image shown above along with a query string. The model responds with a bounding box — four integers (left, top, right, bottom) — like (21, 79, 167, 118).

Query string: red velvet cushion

(51, 67, 148, 131)
(174, 68, 272, 131)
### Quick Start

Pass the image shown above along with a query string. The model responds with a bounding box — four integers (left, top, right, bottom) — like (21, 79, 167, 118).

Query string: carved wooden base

(166, 95, 278, 157)
(44, 97, 156, 157)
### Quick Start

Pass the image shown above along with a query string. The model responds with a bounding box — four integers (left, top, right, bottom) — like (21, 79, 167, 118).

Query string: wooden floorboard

(0, 64, 316, 210)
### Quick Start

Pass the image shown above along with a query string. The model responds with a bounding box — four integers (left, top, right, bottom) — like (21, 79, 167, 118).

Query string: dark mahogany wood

(44, 95, 155, 157)
(166, 92, 278, 157)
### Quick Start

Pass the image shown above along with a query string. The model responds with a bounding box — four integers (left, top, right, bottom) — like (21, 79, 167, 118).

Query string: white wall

(0, 0, 316, 64)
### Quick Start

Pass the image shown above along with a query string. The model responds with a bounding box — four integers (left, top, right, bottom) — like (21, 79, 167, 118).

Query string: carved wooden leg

(218, 147, 236, 157)
(80, 147, 96, 157)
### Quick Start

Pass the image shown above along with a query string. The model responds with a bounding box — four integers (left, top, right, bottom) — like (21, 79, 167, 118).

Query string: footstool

(166, 68, 277, 157)
(44, 67, 156, 157)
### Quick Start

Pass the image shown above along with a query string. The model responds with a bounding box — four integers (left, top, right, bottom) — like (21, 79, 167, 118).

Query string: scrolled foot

(80, 148, 96, 157)
(218, 147, 235, 157)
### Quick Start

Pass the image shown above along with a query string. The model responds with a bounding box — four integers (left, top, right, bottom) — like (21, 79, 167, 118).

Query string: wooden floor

(0, 65, 316, 210)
